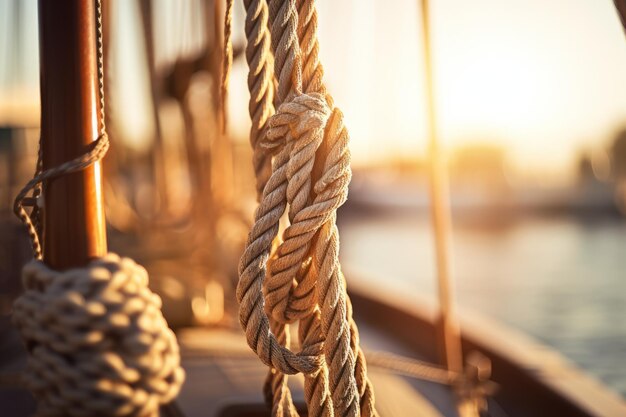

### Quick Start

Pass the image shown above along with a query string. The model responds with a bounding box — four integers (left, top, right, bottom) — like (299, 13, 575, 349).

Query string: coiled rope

(11, 2, 185, 416)
(13, 255, 185, 417)
(228, 0, 379, 415)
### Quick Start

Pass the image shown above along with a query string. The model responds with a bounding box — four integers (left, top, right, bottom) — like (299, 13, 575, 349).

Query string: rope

(237, 0, 378, 415)
(237, 129, 322, 375)
(267, 0, 302, 101)
(12, 254, 185, 417)
(220, 0, 234, 134)
(242, 0, 275, 198)
(96, 0, 107, 136)
(13, 134, 110, 260)
(295, 0, 327, 102)
(261, 2, 309, 416)
(366, 351, 458, 385)
(262, 92, 332, 417)
(293, 1, 377, 414)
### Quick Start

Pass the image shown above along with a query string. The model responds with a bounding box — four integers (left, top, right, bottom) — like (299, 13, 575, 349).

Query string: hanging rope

(294, 1, 377, 414)
(237, 0, 275, 198)
(231, 1, 497, 415)
(220, 0, 234, 134)
(237, 0, 378, 415)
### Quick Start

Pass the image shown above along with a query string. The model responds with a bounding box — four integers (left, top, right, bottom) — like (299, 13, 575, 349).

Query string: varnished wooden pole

(39, 0, 107, 270)
(418, 0, 463, 373)
(419, 1, 479, 416)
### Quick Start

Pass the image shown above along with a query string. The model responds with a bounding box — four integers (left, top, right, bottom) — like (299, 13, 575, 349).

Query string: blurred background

(1, 0, 625, 399)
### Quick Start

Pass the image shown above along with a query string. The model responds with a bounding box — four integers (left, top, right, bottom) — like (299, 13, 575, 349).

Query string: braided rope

(12, 254, 185, 417)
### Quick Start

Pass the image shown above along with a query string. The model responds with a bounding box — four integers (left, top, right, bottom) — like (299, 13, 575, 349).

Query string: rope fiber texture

(235, 0, 379, 415)
(12, 254, 185, 417)
(242, 0, 276, 198)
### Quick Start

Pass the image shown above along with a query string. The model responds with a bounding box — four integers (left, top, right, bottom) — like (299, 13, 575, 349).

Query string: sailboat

(1, 1, 625, 416)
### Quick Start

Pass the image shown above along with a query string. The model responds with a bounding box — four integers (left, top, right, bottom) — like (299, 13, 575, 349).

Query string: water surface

(339, 211, 626, 397)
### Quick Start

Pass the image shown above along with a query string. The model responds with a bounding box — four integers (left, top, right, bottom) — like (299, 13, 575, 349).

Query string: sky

(306, 0, 626, 182)
(2, 0, 626, 184)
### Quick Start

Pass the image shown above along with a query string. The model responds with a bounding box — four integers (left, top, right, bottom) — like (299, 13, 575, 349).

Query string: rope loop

(240, 0, 378, 415)
(12, 254, 185, 417)
(262, 92, 330, 154)
(259, 92, 333, 325)
(13, 133, 110, 260)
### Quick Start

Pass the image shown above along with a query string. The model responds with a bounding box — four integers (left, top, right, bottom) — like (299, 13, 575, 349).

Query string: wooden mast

(39, 0, 107, 270)
(419, 2, 483, 416)
(419, 0, 463, 373)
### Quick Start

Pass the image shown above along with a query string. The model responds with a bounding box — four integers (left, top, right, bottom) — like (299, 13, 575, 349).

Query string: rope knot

(12, 254, 185, 417)
(262, 92, 330, 154)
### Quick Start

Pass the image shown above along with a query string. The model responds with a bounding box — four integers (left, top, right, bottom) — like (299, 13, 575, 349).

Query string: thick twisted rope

(12, 254, 185, 417)
(296, 0, 327, 101)
(262, 93, 330, 324)
(260, 99, 359, 417)
(262, 93, 332, 417)
(242, 0, 275, 198)
(236, 135, 322, 375)
(238, 0, 378, 415)
(237, 0, 380, 415)
(264, 319, 299, 417)
(294, 1, 377, 414)
(298, 310, 333, 417)
(303, 120, 359, 417)
(262, 2, 304, 414)
(261, 2, 300, 415)
(268, 0, 302, 101)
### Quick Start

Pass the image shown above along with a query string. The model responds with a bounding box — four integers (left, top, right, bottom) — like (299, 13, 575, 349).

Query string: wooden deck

(0, 321, 446, 417)
(2, 281, 625, 417)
